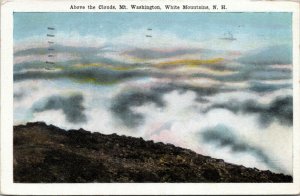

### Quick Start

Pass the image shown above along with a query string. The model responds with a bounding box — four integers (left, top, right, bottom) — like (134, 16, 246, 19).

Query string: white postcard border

(1, 0, 300, 195)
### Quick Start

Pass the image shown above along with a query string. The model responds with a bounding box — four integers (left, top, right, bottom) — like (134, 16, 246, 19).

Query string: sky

(14, 12, 291, 41)
(13, 12, 293, 176)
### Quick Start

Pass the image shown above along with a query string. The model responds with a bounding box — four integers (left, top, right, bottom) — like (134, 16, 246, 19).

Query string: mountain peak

(14, 122, 292, 183)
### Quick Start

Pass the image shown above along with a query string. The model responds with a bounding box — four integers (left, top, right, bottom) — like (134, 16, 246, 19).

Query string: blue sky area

(14, 12, 292, 45)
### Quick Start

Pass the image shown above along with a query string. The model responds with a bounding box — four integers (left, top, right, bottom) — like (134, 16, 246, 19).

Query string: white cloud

(205, 88, 293, 105)
(130, 91, 292, 174)
(14, 79, 293, 175)
(14, 53, 80, 64)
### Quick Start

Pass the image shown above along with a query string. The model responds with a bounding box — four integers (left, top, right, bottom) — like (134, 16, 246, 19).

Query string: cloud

(200, 124, 282, 172)
(110, 82, 232, 127)
(151, 83, 222, 97)
(14, 53, 80, 65)
(32, 94, 87, 123)
(14, 44, 108, 57)
(123, 48, 202, 59)
(130, 91, 292, 174)
(14, 67, 147, 84)
(13, 57, 139, 73)
(191, 66, 292, 83)
(267, 96, 293, 126)
(249, 81, 291, 93)
(110, 90, 166, 127)
(238, 44, 292, 65)
(13, 91, 25, 101)
(204, 96, 293, 127)
(12, 32, 293, 176)
(13, 78, 293, 174)
(13, 44, 140, 73)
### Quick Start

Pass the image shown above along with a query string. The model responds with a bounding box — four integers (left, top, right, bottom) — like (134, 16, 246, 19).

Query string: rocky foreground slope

(14, 122, 292, 183)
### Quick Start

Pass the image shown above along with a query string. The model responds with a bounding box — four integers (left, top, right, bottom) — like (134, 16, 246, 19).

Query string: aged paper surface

(1, 0, 300, 195)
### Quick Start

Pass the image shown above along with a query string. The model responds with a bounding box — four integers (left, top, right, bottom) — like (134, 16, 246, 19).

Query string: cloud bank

(13, 13, 293, 175)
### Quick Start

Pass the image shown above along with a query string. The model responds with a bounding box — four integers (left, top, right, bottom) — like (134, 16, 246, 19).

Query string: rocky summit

(14, 122, 292, 183)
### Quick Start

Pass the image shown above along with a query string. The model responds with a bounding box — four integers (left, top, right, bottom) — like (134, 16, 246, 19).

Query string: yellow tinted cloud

(156, 58, 224, 68)
(74, 63, 106, 68)
(73, 63, 136, 71)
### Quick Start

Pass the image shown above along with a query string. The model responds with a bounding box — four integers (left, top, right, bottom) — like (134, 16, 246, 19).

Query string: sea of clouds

(13, 32, 293, 175)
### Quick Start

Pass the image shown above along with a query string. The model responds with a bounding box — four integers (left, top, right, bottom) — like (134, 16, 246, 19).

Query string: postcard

(1, 0, 299, 195)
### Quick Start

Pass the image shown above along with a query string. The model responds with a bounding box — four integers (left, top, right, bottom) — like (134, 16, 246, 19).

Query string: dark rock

(13, 122, 293, 183)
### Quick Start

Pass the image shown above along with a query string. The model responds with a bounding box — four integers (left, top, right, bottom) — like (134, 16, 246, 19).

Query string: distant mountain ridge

(14, 122, 292, 183)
